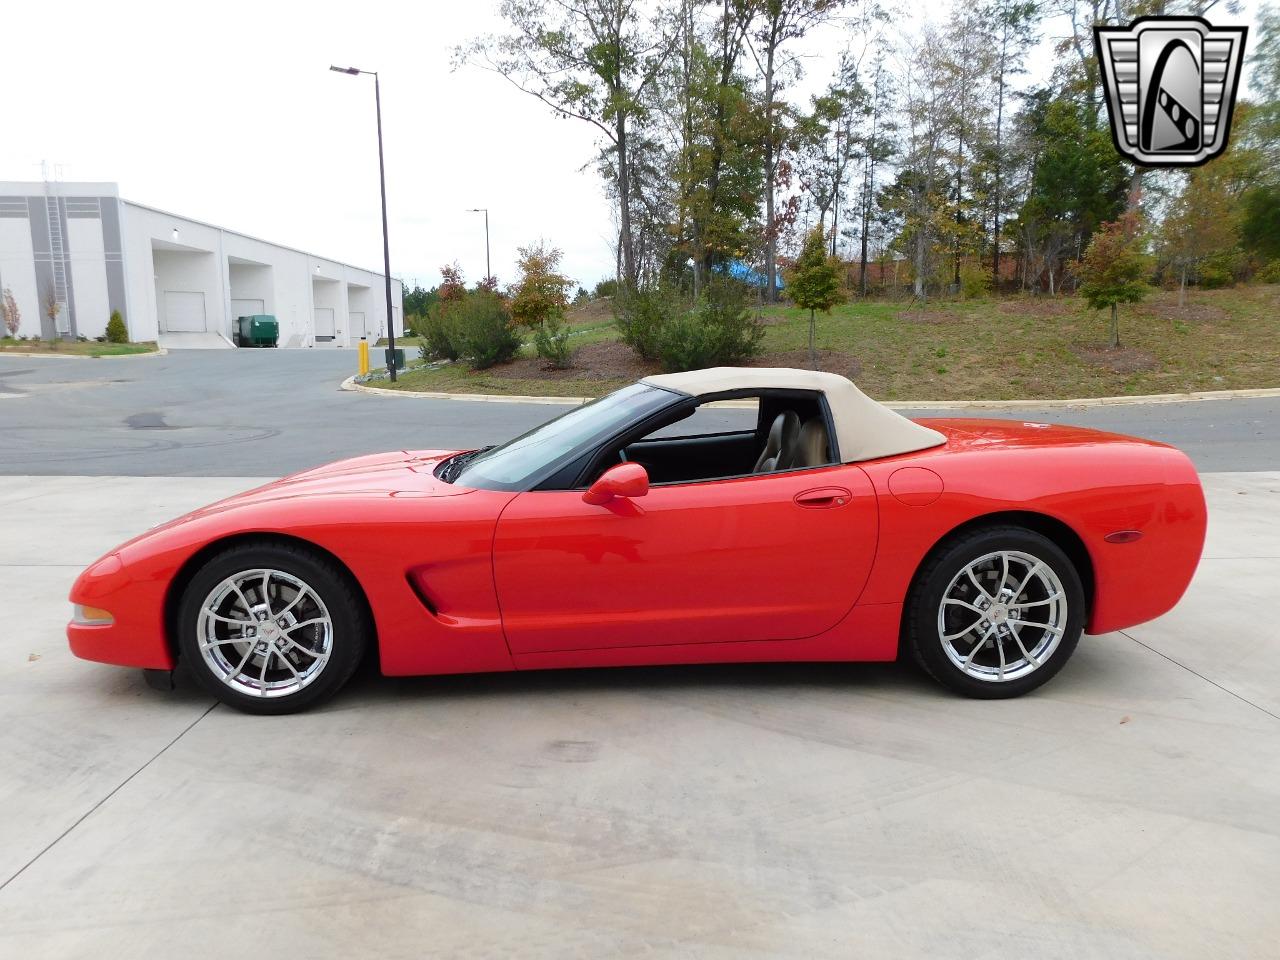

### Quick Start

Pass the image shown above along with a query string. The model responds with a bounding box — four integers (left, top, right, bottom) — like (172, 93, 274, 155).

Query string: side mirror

(583, 462, 649, 505)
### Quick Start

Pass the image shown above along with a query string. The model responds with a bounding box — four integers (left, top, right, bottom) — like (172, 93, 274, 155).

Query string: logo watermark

(1095, 16, 1248, 167)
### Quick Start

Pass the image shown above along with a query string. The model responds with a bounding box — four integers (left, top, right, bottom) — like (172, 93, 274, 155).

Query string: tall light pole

(467, 208, 490, 283)
(330, 64, 398, 382)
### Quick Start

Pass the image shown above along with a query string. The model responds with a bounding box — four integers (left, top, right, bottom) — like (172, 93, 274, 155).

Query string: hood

(117, 450, 470, 549)
(214, 449, 471, 508)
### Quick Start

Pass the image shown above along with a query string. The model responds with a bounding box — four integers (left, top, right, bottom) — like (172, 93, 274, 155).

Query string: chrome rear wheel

(907, 526, 1085, 699)
(937, 550, 1068, 684)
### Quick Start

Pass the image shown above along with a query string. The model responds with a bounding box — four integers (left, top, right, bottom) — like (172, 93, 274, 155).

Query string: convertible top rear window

(445, 383, 677, 491)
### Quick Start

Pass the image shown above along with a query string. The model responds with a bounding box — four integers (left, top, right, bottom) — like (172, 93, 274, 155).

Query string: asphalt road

(1, 349, 1277, 475)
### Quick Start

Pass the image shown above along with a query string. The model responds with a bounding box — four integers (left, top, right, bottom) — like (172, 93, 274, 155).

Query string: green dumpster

(234, 314, 279, 348)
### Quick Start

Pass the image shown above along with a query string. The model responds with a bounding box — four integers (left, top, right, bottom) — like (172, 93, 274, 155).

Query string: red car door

(492, 465, 878, 654)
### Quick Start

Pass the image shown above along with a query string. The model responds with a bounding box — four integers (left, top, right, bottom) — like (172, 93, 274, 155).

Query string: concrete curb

(0, 346, 167, 360)
(340, 375, 1280, 410)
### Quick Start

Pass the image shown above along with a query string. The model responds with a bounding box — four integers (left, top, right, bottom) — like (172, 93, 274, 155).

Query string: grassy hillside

(374, 285, 1280, 401)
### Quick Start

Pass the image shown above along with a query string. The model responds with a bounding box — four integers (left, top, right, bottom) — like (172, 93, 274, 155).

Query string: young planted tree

(105, 310, 128, 344)
(787, 226, 844, 368)
(510, 241, 576, 368)
(1, 287, 19, 337)
(43, 286, 61, 345)
(1078, 214, 1149, 349)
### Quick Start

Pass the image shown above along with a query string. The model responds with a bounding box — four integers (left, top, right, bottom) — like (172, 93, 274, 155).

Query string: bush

(593, 278, 619, 299)
(105, 310, 128, 343)
(418, 302, 460, 361)
(654, 279, 763, 373)
(615, 284, 678, 360)
(1199, 251, 1239, 289)
(533, 314, 574, 368)
(449, 290, 521, 369)
(958, 262, 992, 299)
(1256, 260, 1280, 284)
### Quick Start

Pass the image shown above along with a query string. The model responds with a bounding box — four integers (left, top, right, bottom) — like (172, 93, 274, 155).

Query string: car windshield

(446, 383, 677, 491)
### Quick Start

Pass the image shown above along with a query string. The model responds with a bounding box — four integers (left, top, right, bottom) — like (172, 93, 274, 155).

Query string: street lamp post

(467, 208, 490, 283)
(330, 64, 398, 382)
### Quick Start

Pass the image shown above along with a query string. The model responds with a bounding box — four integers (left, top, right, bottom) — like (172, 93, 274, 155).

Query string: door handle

(794, 486, 851, 508)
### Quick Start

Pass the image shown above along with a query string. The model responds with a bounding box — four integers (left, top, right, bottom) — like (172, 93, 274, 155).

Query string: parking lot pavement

(0, 473, 1276, 958)
(2, 349, 1279, 474)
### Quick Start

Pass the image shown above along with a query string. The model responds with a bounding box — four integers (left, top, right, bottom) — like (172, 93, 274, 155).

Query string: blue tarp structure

(712, 260, 784, 290)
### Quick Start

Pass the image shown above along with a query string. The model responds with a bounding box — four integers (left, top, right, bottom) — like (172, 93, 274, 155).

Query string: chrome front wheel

(197, 568, 334, 699)
(178, 542, 368, 714)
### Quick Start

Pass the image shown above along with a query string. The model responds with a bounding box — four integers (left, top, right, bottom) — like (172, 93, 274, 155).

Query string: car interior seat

(753, 410, 801, 473)
(787, 418, 831, 469)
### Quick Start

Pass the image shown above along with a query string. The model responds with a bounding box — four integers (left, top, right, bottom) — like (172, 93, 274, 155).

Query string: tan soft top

(641, 367, 946, 463)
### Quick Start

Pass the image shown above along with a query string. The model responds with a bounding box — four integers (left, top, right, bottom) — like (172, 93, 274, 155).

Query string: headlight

(72, 604, 114, 626)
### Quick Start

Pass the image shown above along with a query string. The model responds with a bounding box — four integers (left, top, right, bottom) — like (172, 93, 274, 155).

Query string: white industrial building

(0, 181, 403, 348)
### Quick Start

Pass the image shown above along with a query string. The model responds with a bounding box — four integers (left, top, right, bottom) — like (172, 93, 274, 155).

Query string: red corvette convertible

(68, 368, 1206, 714)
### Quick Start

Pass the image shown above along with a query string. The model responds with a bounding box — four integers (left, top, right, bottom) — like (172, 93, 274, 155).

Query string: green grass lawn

(0, 338, 159, 357)
(372, 285, 1280, 401)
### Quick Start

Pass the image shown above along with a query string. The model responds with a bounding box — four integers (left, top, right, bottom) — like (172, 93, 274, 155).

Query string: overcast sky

(2, 0, 1267, 292)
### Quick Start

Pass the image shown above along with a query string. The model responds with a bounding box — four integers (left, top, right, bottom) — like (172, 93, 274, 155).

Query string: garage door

(313, 307, 336, 342)
(349, 311, 367, 341)
(231, 298, 265, 320)
(162, 291, 206, 332)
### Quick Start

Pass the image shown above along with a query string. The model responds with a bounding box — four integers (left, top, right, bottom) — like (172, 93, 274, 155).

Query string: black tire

(905, 525, 1085, 699)
(176, 541, 369, 715)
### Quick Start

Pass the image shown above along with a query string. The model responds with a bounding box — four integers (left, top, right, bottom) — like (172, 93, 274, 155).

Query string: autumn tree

(1, 287, 19, 337)
(787, 226, 844, 368)
(510, 241, 576, 368)
(1161, 166, 1245, 305)
(1078, 214, 1149, 349)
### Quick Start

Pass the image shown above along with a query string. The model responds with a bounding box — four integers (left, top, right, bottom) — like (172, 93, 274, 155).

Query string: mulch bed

(996, 297, 1077, 317)
(1072, 343, 1160, 374)
(480, 340, 659, 382)
(750, 349, 863, 379)
(1143, 300, 1230, 324)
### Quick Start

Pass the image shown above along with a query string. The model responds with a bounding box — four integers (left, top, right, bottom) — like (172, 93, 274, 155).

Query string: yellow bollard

(358, 338, 370, 376)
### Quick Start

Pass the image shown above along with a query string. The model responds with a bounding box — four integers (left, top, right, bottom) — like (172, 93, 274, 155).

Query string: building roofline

(0, 180, 401, 286)
(121, 199, 403, 284)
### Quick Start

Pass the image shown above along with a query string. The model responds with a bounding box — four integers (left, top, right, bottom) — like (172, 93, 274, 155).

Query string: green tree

(105, 310, 128, 344)
(786, 226, 844, 368)
(1078, 214, 1149, 349)
(464, 1, 679, 286)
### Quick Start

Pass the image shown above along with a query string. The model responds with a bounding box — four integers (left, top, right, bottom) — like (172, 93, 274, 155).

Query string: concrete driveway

(1, 471, 1277, 958)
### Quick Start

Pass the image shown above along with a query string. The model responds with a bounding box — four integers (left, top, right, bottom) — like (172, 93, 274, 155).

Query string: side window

(645, 397, 760, 440)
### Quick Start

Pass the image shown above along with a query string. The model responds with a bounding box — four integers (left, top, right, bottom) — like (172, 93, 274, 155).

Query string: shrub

(1199, 251, 1240, 289)
(654, 279, 764, 373)
(105, 310, 128, 343)
(533, 314, 574, 368)
(615, 284, 679, 361)
(449, 290, 520, 369)
(1256, 260, 1280, 284)
(418, 301, 460, 361)
(593, 278, 619, 299)
(958, 262, 992, 299)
